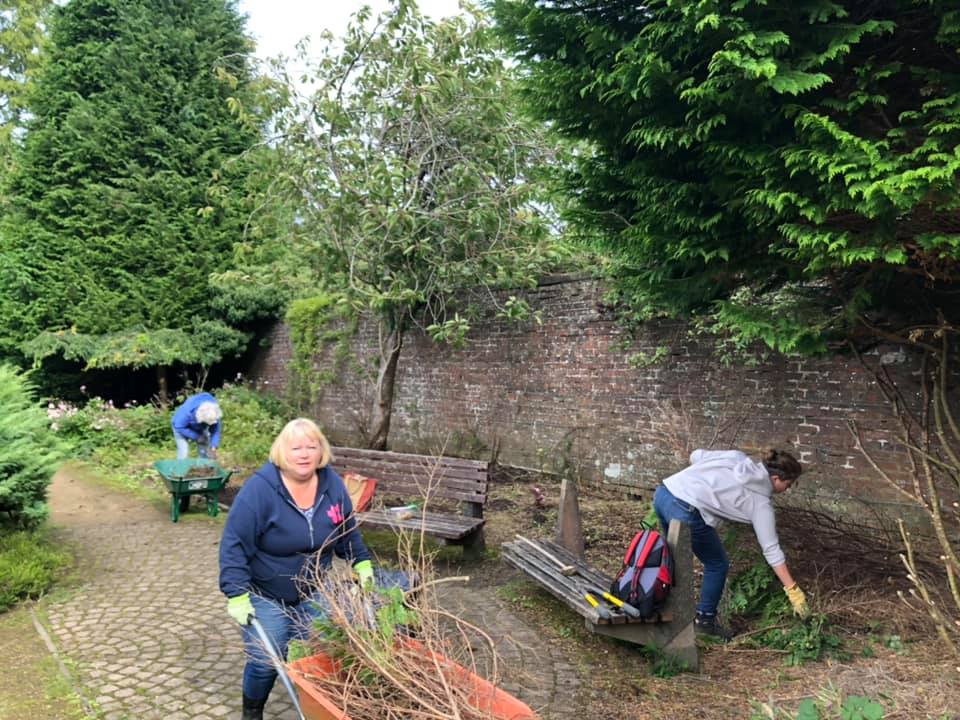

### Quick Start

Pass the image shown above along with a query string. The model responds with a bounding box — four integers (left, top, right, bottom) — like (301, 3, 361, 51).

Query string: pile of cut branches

(288, 517, 507, 719)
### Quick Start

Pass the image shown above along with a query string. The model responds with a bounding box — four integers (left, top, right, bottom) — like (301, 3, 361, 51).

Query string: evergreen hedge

(0, 364, 63, 529)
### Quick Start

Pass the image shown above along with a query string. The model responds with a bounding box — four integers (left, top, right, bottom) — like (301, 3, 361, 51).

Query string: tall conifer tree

(0, 0, 259, 394)
(494, 1, 960, 353)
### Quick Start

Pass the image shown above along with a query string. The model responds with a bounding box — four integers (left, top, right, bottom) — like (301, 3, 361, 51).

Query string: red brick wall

(247, 277, 936, 524)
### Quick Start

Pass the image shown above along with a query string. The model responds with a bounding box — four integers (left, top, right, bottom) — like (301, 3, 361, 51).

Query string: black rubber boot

(242, 694, 266, 720)
(694, 612, 734, 641)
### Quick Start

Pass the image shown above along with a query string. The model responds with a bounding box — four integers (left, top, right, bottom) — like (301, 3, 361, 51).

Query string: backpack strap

(629, 530, 660, 592)
(657, 538, 672, 584)
(634, 530, 659, 569)
(621, 530, 645, 566)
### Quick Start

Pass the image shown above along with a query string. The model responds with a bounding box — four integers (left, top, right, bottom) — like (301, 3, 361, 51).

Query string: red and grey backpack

(609, 525, 674, 619)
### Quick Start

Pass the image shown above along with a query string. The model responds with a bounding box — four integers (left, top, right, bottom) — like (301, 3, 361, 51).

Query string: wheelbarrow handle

(249, 617, 306, 720)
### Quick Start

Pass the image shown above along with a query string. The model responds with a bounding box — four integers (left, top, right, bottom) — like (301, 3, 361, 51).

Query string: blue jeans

(173, 431, 209, 460)
(653, 484, 729, 616)
(241, 568, 412, 702)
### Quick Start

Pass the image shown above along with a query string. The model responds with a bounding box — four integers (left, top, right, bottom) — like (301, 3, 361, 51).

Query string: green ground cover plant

(636, 642, 690, 678)
(0, 530, 68, 611)
(752, 684, 886, 719)
(726, 561, 843, 666)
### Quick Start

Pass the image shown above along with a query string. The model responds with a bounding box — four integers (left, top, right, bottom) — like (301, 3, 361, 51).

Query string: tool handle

(250, 618, 307, 720)
(514, 534, 567, 568)
(600, 591, 642, 619)
(584, 593, 612, 620)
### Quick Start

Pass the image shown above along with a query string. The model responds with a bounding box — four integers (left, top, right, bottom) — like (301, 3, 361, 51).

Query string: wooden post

(555, 477, 585, 560)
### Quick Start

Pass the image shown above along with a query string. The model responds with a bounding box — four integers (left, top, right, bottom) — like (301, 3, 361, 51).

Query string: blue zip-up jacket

(171, 392, 222, 448)
(218, 461, 371, 603)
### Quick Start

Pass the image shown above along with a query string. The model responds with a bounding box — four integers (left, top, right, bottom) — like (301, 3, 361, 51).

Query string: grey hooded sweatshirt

(662, 449, 785, 567)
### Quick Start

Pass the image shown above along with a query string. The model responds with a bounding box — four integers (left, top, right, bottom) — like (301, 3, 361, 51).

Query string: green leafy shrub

(0, 364, 64, 529)
(0, 530, 69, 610)
(52, 381, 289, 468)
(208, 382, 289, 466)
(727, 561, 842, 665)
(726, 562, 788, 620)
(52, 397, 169, 456)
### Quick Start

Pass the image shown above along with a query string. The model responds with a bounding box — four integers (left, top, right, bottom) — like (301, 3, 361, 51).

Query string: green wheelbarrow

(153, 458, 234, 523)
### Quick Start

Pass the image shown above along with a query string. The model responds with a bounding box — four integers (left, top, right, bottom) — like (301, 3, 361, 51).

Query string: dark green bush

(0, 530, 69, 611)
(0, 364, 64, 529)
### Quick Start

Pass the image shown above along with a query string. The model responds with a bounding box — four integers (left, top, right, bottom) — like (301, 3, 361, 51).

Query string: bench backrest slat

(331, 446, 489, 509)
(332, 458, 486, 484)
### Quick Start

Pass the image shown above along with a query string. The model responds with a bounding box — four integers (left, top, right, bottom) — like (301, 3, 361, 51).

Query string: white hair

(195, 401, 222, 425)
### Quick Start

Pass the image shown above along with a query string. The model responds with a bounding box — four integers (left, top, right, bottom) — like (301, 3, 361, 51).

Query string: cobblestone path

(42, 470, 581, 719)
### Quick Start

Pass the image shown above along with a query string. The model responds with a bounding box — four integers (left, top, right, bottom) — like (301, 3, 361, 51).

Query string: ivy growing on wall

(285, 294, 363, 409)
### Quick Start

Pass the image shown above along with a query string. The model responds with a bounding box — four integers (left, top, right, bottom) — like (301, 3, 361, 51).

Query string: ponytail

(762, 448, 802, 482)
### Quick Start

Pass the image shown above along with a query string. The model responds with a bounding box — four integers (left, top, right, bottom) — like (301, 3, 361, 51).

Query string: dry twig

(288, 458, 511, 719)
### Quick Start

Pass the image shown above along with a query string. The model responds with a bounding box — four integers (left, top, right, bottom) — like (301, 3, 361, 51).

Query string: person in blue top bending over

(171, 392, 222, 460)
(653, 448, 809, 641)
(219, 418, 405, 720)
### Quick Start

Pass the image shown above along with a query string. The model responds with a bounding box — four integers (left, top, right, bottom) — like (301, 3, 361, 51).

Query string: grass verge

(0, 606, 88, 720)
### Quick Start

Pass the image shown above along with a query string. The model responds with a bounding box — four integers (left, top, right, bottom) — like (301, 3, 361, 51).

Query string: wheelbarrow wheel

(179, 495, 191, 514)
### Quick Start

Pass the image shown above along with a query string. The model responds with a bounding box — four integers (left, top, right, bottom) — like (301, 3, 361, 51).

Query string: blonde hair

(196, 401, 222, 425)
(269, 418, 332, 471)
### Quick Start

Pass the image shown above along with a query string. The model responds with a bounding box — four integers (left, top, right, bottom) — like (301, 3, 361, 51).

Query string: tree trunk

(156, 365, 169, 406)
(367, 321, 403, 450)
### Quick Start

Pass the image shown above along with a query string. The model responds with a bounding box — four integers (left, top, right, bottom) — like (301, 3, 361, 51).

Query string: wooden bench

(501, 520, 698, 668)
(331, 446, 489, 557)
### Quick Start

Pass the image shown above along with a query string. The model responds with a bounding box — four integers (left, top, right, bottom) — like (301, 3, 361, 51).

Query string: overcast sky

(238, 1, 467, 60)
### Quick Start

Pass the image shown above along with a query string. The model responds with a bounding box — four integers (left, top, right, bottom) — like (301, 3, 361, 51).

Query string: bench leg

(588, 618, 698, 669)
(461, 529, 486, 559)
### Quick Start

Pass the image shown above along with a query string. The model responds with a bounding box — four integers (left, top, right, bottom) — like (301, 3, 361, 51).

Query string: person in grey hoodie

(653, 448, 809, 640)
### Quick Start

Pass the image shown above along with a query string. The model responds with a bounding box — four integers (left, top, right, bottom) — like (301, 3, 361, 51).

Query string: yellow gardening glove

(353, 560, 375, 591)
(227, 592, 255, 626)
(784, 584, 810, 619)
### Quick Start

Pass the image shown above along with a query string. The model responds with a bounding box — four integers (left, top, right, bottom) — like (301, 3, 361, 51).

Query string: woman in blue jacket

(219, 418, 378, 720)
(171, 392, 222, 459)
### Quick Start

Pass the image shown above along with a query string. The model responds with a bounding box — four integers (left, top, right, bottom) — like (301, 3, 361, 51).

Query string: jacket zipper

(281, 491, 326, 549)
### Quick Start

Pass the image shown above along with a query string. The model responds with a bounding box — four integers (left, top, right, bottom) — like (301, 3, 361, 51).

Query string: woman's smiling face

(284, 433, 322, 482)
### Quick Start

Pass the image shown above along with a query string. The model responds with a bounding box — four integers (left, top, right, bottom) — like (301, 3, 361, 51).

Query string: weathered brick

(247, 277, 953, 523)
